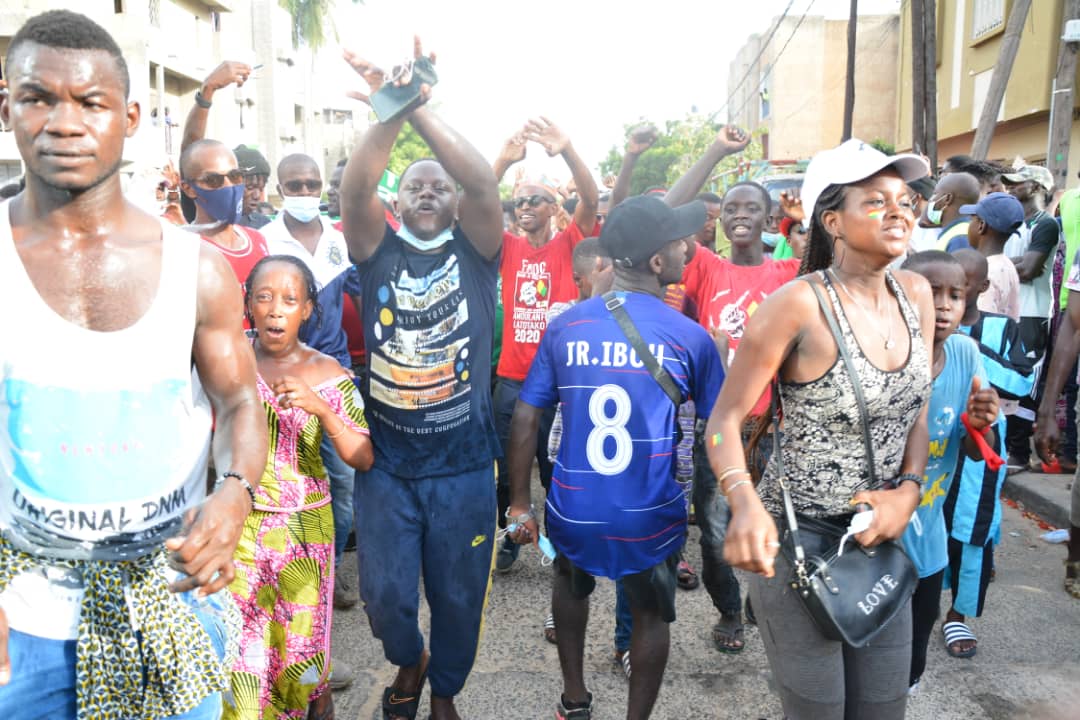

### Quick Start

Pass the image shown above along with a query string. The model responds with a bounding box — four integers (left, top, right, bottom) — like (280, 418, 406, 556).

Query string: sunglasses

(514, 194, 554, 210)
(282, 179, 323, 194)
(189, 170, 244, 189)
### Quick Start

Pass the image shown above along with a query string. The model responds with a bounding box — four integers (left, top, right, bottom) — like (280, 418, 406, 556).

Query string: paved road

(327, 489, 1080, 720)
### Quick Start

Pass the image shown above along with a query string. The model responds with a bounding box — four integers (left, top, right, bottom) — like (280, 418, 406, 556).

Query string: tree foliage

(598, 114, 764, 196)
(279, 0, 362, 51)
(385, 121, 433, 177)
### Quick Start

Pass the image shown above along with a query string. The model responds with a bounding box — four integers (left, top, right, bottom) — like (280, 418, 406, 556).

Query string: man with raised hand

(0, 10, 265, 718)
(338, 39, 503, 720)
(489, 119, 600, 571)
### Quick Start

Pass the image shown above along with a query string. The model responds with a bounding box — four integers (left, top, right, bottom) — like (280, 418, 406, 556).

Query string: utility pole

(1048, 0, 1080, 192)
(842, 0, 858, 141)
(911, 0, 926, 155)
(923, 0, 938, 171)
(971, 0, 1033, 160)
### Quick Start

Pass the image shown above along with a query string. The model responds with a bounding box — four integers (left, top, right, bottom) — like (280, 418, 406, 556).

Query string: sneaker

(614, 649, 631, 679)
(556, 692, 593, 719)
(1005, 455, 1029, 476)
(329, 659, 354, 691)
(495, 536, 520, 573)
(334, 577, 358, 610)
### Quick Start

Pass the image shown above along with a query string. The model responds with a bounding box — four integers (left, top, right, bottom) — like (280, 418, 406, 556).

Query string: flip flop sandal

(556, 692, 593, 720)
(942, 621, 977, 659)
(1065, 560, 1080, 599)
(676, 560, 700, 590)
(543, 613, 557, 644)
(382, 661, 429, 720)
(614, 649, 631, 679)
(712, 615, 745, 653)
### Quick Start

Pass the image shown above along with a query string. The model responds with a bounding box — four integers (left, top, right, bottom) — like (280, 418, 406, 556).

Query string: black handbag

(773, 279, 917, 648)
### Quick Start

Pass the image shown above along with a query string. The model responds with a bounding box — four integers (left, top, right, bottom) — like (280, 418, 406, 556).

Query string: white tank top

(0, 201, 212, 561)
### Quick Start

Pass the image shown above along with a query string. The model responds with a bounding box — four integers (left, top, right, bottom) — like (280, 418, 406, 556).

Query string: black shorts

(555, 551, 680, 623)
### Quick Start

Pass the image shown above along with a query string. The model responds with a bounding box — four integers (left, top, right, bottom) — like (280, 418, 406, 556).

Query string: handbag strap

(602, 291, 683, 407)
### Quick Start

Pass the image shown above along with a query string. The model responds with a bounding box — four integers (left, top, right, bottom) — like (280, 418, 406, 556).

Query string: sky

(324, 0, 903, 182)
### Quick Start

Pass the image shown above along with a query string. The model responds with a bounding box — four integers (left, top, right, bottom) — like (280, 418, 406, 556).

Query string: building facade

(0, 0, 359, 193)
(728, 13, 900, 162)
(896, 1, 1080, 181)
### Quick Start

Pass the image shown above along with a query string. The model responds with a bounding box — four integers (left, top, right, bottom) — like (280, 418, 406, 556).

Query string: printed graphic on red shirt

(512, 258, 552, 346)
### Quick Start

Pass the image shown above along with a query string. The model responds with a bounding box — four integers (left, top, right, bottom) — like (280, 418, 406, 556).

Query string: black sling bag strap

(602, 291, 683, 407)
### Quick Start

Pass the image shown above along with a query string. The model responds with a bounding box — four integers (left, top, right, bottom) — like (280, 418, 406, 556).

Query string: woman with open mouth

(226, 254, 374, 720)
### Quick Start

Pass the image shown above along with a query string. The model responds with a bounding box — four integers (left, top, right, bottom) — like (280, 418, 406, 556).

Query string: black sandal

(382, 663, 428, 720)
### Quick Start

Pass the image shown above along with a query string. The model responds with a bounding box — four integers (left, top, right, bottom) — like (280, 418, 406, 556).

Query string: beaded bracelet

(216, 471, 257, 507)
(504, 504, 536, 525)
(895, 472, 923, 489)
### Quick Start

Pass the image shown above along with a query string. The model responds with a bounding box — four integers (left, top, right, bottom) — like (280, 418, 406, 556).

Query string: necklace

(828, 269, 896, 350)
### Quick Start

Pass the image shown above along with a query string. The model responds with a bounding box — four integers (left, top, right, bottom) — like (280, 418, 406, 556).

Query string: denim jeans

(0, 587, 228, 719)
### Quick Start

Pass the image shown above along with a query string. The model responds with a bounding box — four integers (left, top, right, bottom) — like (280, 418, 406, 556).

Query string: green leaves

(278, 0, 363, 50)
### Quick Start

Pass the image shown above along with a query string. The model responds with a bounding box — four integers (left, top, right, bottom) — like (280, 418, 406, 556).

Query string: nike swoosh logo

(388, 694, 417, 705)
(472, 534, 486, 547)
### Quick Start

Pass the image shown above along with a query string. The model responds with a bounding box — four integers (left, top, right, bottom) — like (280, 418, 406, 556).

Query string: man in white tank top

(0, 10, 266, 720)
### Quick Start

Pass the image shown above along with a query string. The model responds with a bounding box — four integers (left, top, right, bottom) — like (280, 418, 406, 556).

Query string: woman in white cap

(703, 140, 934, 719)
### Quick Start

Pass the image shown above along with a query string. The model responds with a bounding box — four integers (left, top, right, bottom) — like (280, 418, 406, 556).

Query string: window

(972, 0, 1005, 41)
(114, 0, 126, 13)
(211, 11, 220, 32)
(149, 0, 160, 27)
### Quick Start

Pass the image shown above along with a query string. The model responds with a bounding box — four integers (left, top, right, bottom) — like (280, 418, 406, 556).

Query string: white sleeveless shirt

(0, 201, 212, 562)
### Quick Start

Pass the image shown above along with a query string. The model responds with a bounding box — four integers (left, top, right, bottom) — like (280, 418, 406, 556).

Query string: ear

(180, 180, 197, 199)
(648, 251, 664, 275)
(0, 80, 9, 129)
(821, 208, 842, 241)
(125, 100, 141, 138)
(302, 298, 314, 323)
(979, 278, 991, 293)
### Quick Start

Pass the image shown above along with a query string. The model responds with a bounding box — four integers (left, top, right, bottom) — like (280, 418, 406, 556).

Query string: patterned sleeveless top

(759, 270, 931, 518)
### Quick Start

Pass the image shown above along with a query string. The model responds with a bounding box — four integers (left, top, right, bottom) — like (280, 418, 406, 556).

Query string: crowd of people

(0, 9, 1078, 720)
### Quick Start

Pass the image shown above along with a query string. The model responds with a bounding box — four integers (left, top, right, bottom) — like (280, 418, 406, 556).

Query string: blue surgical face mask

(537, 533, 556, 566)
(281, 194, 321, 223)
(190, 184, 244, 226)
(396, 223, 454, 252)
(761, 231, 784, 249)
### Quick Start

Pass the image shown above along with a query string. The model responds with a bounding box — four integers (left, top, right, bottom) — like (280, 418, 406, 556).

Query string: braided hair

(798, 183, 848, 276)
(243, 254, 323, 332)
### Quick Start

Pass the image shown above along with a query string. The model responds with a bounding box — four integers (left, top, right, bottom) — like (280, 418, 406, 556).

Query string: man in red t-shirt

(491, 117, 599, 571)
(662, 126, 799, 654)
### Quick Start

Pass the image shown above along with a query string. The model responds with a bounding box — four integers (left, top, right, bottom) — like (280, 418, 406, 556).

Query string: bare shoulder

(194, 241, 244, 325)
(890, 268, 932, 304)
(305, 350, 350, 389)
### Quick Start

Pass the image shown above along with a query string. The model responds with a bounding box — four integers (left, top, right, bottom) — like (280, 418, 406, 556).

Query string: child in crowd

(899, 251, 1001, 693)
(939, 250, 1032, 660)
(963, 192, 1025, 320)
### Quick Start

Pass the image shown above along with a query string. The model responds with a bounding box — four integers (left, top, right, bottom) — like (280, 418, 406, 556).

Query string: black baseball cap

(599, 195, 706, 269)
(233, 144, 270, 177)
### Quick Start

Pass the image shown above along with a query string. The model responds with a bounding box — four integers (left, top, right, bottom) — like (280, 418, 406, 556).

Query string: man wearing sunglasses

(178, 140, 269, 297)
(490, 118, 600, 573)
(234, 144, 273, 229)
(260, 152, 364, 626)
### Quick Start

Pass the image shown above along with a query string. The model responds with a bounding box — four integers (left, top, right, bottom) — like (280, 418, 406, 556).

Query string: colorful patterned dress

(224, 374, 368, 719)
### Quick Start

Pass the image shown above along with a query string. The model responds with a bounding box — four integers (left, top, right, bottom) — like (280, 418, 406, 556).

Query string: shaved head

(277, 153, 319, 179)
(936, 172, 980, 208)
(180, 139, 233, 180)
(953, 247, 988, 285)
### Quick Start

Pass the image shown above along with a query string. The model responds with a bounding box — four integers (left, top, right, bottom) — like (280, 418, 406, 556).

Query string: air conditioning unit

(1064, 19, 1080, 43)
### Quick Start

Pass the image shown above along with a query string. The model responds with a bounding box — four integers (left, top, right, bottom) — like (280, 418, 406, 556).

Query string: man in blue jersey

(507, 195, 724, 720)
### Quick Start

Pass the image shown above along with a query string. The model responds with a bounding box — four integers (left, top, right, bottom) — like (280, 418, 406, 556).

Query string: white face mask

(925, 196, 945, 226)
(396, 224, 454, 252)
(282, 195, 321, 223)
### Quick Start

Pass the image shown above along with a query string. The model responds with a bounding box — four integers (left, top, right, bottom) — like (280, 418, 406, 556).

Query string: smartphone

(370, 57, 438, 123)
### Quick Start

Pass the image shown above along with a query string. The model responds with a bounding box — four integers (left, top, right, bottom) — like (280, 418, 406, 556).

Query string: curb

(1002, 471, 1073, 530)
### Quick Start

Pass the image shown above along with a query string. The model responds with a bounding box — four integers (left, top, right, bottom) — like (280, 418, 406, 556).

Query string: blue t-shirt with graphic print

(902, 334, 985, 578)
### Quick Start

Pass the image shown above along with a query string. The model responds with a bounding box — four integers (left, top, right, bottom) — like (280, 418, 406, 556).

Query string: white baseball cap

(801, 139, 930, 221)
